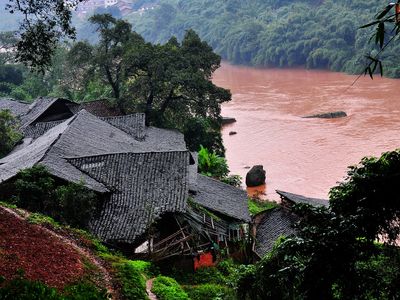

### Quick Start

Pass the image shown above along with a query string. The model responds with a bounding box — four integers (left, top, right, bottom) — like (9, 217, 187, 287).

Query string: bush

(184, 284, 235, 300)
(0, 277, 61, 300)
(14, 165, 56, 213)
(114, 261, 148, 300)
(12, 166, 99, 229)
(63, 282, 108, 300)
(27, 213, 60, 228)
(55, 182, 98, 228)
(0, 277, 108, 300)
(0, 109, 23, 158)
(151, 276, 189, 300)
(198, 145, 229, 179)
(248, 199, 277, 216)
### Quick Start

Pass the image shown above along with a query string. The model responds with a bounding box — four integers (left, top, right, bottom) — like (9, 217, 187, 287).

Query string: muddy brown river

(213, 63, 400, 201)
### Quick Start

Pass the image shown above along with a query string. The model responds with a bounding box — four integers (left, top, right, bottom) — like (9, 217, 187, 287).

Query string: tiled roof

(100, 114, 146, 141)
(23, 120, 66, 139)
(276, 190, 328, 207)
(68, 151, 189, 244)
(20, 97, 78, 127)
(0, 98, 30, 116)
(144, 127, 187, 152)
(254, 208, 298, 258)
(191, 174, 251, 222)
(0, 118, 70, 183)
(0, 110, 149, 192)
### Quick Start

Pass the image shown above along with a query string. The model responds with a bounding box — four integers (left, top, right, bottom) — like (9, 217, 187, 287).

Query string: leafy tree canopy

(64, 15, 230, 153)
(0, 109, 22, 158)
(4, 0, 84, 70)
(126, 0, 400, 77)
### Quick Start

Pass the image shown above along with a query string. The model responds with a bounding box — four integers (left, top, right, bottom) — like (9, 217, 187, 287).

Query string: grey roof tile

(191, 174, 251, 222)
(276, 190, 328, 207)
(0, 118, 71, 183)
(100, 114, 146, 141)
(68, 151, 189, 244)
(254, 208, 298, 258)
(0, 98, 30, 116)
(144, 127, 187, 152)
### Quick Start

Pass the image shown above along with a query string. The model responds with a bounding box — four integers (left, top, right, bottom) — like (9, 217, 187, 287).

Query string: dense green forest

(124, 0, 400, 77)
(2, 0, 400, 76)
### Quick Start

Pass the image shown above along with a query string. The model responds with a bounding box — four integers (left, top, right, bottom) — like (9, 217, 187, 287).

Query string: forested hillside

(126, 0, 400, 77)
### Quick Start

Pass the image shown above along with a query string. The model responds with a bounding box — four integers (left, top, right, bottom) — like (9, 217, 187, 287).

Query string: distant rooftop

(276, 190, 328, 207)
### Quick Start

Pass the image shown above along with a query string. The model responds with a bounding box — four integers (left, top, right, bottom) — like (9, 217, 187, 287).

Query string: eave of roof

(276, 190, 328, 207)
(191, 174, 251, 222)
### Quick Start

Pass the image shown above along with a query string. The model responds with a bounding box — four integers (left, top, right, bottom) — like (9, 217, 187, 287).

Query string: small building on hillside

(252, 190, 328, 259)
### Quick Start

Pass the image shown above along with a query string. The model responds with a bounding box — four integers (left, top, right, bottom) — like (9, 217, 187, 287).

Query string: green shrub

(63, 282, 108, 300)
(198, 145, 229, 179)
(128, 260, 158, 278)
(114, 261, 148, 300)
(167, 266, 226, 286)
(193, 267, 226, 285)
(151, 276, 189, 300)
(248, 199, 277, 216)
(0, 278, 108, 300)
(14, 165, 55, 213)
(0, 277, 61, 300)
(12, 166, 99, 229)
(0, 109, 22, 158)
(197, 146, 242, 187)
(54, 182, 98, 228)
(184, 284, 235, 300)
(27, 213, 60, 228)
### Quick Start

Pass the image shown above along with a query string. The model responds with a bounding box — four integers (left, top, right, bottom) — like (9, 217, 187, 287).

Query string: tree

(357, 1, 400, 78)
(5, 0, 84, 70)
(67, 15, 230, 152)
(0, 109, 22, 158)
(238, 149, 400, 299)
(198, 145, 241, 187)
(123, 28, 231, 127)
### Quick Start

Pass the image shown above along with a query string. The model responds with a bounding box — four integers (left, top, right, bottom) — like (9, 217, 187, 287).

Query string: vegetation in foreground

(238, 149, 400, 299)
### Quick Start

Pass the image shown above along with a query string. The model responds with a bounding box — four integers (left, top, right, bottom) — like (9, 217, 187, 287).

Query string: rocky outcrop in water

(303, 111, 347, 119)
(246, 165, 266, 187)
(222, 117, 237, 125)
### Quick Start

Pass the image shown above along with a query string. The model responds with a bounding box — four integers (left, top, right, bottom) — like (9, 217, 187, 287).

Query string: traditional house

(0, 97, 250, 262)
(253, 190, 328, 259)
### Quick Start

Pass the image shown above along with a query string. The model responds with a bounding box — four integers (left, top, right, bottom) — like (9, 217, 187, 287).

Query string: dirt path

(146, 278, 158, 300)
(1, 207, 115, 299)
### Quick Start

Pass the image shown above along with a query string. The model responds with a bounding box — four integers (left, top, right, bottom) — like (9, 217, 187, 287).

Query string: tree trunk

(145, 89, 154, 126)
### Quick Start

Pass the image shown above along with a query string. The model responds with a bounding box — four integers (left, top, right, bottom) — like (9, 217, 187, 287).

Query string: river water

(213, 63, 400, 201)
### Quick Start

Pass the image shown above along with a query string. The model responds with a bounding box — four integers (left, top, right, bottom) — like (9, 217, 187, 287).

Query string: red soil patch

(0, 207, 84, 289)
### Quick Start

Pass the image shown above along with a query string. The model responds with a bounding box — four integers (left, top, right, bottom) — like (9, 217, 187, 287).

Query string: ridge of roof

(276, 190, 328, 207)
